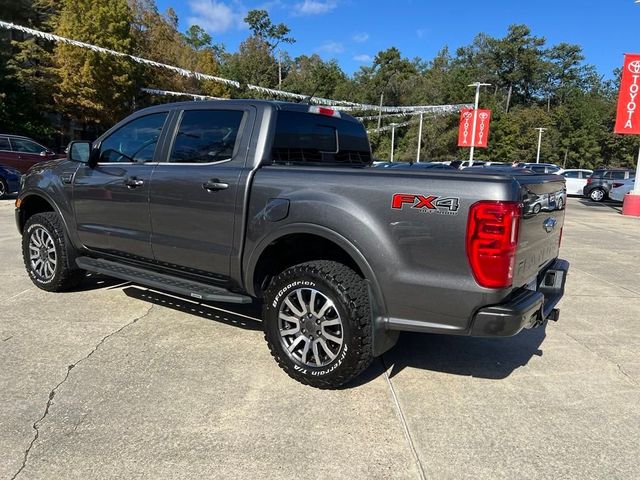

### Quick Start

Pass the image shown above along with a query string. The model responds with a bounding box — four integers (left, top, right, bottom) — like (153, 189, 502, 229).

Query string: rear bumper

(470, 258, 569, 337)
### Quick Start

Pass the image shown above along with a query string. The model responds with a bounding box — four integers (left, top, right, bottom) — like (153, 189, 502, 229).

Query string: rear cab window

(270, 110, 371, 166)
(169, 110, 245, 163)
(0, 137, 10, 151)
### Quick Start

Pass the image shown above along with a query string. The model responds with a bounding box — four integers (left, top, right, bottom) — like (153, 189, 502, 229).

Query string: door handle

(125, 177, 144, 188)
(202, 179, 229, 192)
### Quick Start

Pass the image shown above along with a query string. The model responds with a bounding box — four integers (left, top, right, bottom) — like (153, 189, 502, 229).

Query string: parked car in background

(0, 164, 21, 198)
(609, 178, 637, 202)
(557, 169, 593, 196)
(583, 168, 635, 202)
(0, 134, 58, 174)
(523, 163, 562, 174)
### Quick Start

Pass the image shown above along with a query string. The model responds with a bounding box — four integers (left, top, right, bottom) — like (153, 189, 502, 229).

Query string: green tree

(53, 0, 137, 129)
(244, 9, 295, 51)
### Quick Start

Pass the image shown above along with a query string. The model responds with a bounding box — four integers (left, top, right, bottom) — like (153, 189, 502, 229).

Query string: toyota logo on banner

(628, 60, 640, 74)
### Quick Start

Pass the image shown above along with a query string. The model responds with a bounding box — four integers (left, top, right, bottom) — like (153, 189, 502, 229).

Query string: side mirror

(67, 141, 92, 164)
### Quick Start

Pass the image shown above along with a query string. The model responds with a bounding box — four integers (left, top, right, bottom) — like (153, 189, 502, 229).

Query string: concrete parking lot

(1, 197, 639, 480)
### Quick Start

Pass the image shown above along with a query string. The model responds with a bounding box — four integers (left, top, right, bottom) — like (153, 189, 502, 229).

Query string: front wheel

(263, 261, 373, 389)
(22, 212, 85, 292)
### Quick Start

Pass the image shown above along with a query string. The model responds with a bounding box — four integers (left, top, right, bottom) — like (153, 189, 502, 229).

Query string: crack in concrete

(9, 304, 154, 480)
(2, 336, 13, 342)
(381, 356, 427, 480)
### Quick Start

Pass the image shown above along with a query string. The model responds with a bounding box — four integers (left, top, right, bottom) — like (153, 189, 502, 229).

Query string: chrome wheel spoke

(312, 341, 322, 366)
(322, 318, 341, 327)
(300, 338, 311, 364)
(318, 338, 337, 361)
(323, 331, 343, 346)
(28, 227, 56, 280)
(284, 297, 305, 317)
(295, 289, 308, 315)
(287, 335, 305, 353)
(316, 298, 333, 318)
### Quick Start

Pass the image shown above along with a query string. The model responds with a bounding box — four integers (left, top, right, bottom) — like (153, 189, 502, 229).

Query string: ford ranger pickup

(15, 100, 569, 388)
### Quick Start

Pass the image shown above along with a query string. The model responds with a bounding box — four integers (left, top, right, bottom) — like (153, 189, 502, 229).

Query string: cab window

(98, 112, 168, 163)
(169, 110, 244, 163)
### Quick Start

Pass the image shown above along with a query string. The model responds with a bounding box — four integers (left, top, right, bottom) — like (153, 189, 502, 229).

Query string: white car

(609, 177, 637, 202)
(557, 169, 593, 196)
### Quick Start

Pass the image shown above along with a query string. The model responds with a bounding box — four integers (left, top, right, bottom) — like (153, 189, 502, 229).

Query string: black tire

(22, 212, 84, 292)
(263, 260, 373, 389)
(0, 177, 8, 199)
(589, 188, 606, 202)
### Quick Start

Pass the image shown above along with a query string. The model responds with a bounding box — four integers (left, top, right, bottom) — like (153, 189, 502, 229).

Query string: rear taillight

(466, 201, 521, 288)
(586, 178, 593, 184)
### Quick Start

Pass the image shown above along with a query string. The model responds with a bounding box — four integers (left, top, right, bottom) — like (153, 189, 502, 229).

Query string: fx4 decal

(391, 193, 460, 215)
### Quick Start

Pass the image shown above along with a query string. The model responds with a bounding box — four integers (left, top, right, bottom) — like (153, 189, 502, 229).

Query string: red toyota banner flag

(458, 109, 491, 148)
(615, 53, 640, 134)
(474, 109, 492, 148)
(457, 109, 474, 146)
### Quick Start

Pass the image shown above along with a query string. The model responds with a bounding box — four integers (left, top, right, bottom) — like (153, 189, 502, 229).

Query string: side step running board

(76, 256, 252, 304)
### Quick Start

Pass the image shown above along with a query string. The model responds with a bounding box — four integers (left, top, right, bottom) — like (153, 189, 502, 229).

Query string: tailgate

(512, 175, 566, 288)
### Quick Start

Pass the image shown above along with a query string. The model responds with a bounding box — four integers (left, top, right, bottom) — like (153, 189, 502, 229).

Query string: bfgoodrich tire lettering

(22, 212, 84, 292)
(263, 261, 373, 389)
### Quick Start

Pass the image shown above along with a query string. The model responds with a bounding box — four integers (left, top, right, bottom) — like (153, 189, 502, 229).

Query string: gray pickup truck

(15, 100, 569, 388)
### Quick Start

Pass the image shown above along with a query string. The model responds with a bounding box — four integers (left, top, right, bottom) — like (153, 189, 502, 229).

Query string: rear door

(0, 136, 17, 168)
(73, 111, 170, 260)
(562, 170, 582, 195)
(7, 137, 51, 173)
(148, 106, 254, 281)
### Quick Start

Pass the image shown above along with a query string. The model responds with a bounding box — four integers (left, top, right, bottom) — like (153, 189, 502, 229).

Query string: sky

(156, 0, 640, 77)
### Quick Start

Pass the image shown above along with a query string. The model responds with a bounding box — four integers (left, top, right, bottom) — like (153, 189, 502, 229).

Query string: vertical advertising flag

(614, 53, 640, 135)
(457, 109, 474, 147)
(458, 109, 492, 148)
(474, 109, 492, 148)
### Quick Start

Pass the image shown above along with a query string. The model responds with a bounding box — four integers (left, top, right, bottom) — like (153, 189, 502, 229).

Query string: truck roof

(137, 99, 362, 123)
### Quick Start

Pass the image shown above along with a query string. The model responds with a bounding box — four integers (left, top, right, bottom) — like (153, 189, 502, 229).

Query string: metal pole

(633, 145, 640, 194)
(390, 124, 396, 162)
(278, 50, 282, 89)
(535, 128, 546, 163)
(417, 112, 423, 162)
(467, 82, 490, 166)
(377, 92, 384, 133)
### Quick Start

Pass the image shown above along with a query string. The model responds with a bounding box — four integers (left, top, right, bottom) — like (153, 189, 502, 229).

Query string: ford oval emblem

(543, 217, 557, 233)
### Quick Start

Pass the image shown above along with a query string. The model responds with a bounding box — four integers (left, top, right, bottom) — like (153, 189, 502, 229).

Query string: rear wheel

(263, 260, 373, 389)
(589, 188, 605, 202)
(22, 212, 84, 292)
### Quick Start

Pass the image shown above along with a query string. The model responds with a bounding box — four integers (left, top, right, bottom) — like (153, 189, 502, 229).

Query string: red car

(0, 134, 58, 174)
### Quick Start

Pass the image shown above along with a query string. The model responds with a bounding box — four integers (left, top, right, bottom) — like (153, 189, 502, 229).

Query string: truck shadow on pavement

(122, 286, 263, 331)
(77, 277, 546, 385)
(346, 327, 546, 388)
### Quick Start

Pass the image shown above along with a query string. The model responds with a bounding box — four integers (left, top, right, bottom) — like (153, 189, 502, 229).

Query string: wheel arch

(246, 223, 396, 356)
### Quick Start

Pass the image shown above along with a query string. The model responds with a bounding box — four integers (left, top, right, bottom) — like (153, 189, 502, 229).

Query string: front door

(148, 107, 253, 281)
(73, 111, 169, 260)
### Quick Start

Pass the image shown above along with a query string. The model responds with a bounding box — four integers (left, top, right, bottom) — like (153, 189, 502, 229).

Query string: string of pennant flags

(0, 20, 469, 115)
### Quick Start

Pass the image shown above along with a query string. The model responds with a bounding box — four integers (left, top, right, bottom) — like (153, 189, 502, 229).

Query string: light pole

(535, 127, 546, 163)
(468, 82, 491, 166)
(390, 123, 398, 162)
(416, 112, 424, 162)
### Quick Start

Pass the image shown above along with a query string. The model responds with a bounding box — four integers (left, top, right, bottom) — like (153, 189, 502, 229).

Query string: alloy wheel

(278, 288, 344, 368)
(28, 226, 57, 280)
